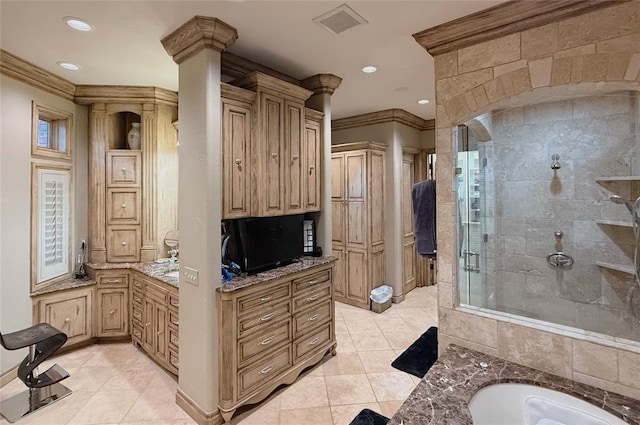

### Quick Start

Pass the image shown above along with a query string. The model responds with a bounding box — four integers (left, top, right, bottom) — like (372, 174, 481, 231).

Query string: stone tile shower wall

(489, 94, 640, 340)
(433, 2, 640, 399)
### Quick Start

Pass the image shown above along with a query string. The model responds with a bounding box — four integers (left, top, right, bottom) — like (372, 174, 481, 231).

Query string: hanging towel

(412, 179, 436, 257)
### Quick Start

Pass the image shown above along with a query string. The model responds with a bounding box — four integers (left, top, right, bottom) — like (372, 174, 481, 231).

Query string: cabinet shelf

(596, 261, 635, 275)
(595, 219, 633, 228)
(595, 176, 640, 182)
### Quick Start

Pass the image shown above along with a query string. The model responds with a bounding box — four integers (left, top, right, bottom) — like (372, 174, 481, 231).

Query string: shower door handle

(463, 250, 480, 273)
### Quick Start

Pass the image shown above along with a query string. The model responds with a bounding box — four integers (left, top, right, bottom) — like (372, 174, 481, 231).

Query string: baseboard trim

(176, 388, 224, 425)
(0, 364, 18, 388)
(392, 294, 405, 303)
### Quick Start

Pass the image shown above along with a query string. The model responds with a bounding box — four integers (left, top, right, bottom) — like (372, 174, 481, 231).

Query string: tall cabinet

(331, 142, 386, 309)
(76, 86, 179, 263)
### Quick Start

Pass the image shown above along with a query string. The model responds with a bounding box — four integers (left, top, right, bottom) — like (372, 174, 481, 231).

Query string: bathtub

(469, 383, 627, 425)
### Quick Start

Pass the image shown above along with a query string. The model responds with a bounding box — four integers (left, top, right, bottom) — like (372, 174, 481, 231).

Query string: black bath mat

(348, 408, 389, 425)
(391, 326, 438, 378)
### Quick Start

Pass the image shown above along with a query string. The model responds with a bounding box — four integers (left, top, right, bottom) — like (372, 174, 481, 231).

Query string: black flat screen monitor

(237, 214, 304, 273)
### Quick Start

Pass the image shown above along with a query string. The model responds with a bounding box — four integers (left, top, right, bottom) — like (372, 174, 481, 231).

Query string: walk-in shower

(456, 91, 640, 342)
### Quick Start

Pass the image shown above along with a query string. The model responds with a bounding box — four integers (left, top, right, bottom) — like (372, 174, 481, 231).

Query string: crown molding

(412, 0, 629, 56)
(300, 74, 343, 95)
(305, 107, 324, 121)
(332, 109, 435, 131)
(331, 141, 388, 153)
(74, 85, 178, 106)
(161, 16, 238, 64)
(0, 50, 76, 101)
(222, 51, 300, 86)
(232, 71, 312, 101)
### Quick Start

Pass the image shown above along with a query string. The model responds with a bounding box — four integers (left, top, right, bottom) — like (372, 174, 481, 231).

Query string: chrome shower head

(610, 195, 634, 214)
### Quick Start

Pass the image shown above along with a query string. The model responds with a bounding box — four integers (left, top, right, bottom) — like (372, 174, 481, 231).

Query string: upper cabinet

(231, 72, 315, 217)
(76, 86, 178, 264)
(304, 109, 323, 212)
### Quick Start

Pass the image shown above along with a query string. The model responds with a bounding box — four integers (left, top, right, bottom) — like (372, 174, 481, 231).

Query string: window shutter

(37, 169, 69, 283)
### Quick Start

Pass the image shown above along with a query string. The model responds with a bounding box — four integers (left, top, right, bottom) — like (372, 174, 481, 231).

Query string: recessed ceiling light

(57, 62, 80, 71)
(64, 17, 92, 32)
(418, 99, 430, 105)
(362, 66, 377, 74)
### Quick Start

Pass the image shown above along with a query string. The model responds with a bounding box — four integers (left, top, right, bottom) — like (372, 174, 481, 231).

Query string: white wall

(0, 76, 88, 374)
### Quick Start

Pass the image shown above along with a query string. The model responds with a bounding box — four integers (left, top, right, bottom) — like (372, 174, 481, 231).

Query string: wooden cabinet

(222, 85, 255, 219)
(232, 72, 313, 217)
(130, 272, 178, 375)
(96, 270, 129, 338)
(332, 143, 386, 309)
(33, 287, 93, 347)
(305, 109, 323, 212)
(79, 87, 178, 264)
(217, 262, 336, 423)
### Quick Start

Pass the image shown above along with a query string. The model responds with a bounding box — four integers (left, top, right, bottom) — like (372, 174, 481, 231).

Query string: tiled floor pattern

(0, 286, 438, 425)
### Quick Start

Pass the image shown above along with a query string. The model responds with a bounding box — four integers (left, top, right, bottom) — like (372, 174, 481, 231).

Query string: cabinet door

(260, 93, 284, 215)
(284, 100, 305, 214)
(222, 99, 252, 218)
(346, 249, 368, 308)
(345, 152, 367, 248)
(106, 226, 140, 262)
(143, 297, 155, 353)
(38, 288, 93, 346)
(304, 118, 321, 212)
(106, 189, 140, 224)
(332, 247, 346, 298)
(97, 288, 129, 337)
(155, 302, 168, 362)
(107, 151, 141, 187)
(401, 152, 416, 294)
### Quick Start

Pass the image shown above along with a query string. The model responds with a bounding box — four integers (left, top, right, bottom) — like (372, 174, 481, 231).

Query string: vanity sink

(164, 270, 179, 279)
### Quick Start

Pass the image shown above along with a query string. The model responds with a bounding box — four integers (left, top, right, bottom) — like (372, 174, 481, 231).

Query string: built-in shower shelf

(595, 219, 633, 227)
(596, 261, 635, 275)
(595, 176, 640, 182)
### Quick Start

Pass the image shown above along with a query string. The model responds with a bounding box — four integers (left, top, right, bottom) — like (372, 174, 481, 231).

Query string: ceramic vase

(127, 123, 141, 150)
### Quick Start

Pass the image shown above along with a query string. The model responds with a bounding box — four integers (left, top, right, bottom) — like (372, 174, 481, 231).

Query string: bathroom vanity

(216, 257, 336, 424)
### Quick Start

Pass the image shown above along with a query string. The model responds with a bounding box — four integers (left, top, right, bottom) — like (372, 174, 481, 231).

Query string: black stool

(0, 323, 71, 423)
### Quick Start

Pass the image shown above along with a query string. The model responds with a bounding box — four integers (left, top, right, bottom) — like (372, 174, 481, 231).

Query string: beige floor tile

(381, 331, 422, 351)
(339, 308, 375, 321)
(378, 400, 404, 418)
(357, 350, 398, 374)
(233, 408, 279, 425)
(367, 372, 417, 402)
(280, 406, 333, 425)
(334, 318, 349, 335)
(374, 317, 412, 333)
(322, 352, 365, 376)
(10, 391, 94, 425)
(329, 403, 381, 425)
(325, 375, 377, 406)
(351, 334, 391, 351)
(172, 419, 199, 425)
(121, 396, 189, 423)
(335, 333, 356, 353)
(345, 319, 383, 335)
(67, 389, 139, 424)
(279, 375, 329, 410)
(63, 365, 116, 392)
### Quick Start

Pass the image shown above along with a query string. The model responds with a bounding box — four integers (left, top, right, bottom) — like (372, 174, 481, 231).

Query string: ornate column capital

(300, 74, 343, 95)
(161, 16, 238, 64)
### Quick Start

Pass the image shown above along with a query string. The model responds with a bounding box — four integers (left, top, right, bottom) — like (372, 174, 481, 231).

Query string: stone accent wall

(434, 2, 640, 399)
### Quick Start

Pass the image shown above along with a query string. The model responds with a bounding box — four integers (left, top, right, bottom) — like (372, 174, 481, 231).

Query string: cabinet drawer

(132, 292, 143, 307)
(292, 285, 331, 313)
(239, 345, 291, 398)
(239, 319, 291, 368)
(107, 189, 140, 225)
(107, 151, 141, 186)
(145, 281, 167, 303)
(292, 269, 331, 294)
(169, 310, 179, 328)
(132, 323, 143, 343)
(169, 327, 179, 350)
(132, 304, 143, 324)
(237, 282, 290, 317)
(169, 348, 179, 372)
(106, 226, 140, 262)
(97, 272, 128, 287)
(168, 292, 179, 310)
(294, 323, 332, 363)
(132, 277, 144, 293)
(238, 302, 291, 339)
(293, 300, 331, 338)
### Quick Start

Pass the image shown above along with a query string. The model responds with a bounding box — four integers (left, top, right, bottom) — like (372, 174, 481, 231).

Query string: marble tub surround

(217, 256, 336, 292)
(388, 344, 640, 425)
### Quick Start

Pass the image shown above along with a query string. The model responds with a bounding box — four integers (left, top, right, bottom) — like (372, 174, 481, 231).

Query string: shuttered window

(37, 168, 69, 283)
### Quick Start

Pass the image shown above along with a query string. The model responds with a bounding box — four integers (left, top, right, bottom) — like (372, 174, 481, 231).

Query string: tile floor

(0, 285, 438, 425)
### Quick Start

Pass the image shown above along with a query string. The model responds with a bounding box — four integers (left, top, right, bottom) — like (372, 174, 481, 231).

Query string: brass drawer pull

(102, 279, 121, 284)
(134, 312, 141, 320)
(306, 294, 320, 302)
(259, 365, 273, 375)
(133, 330, 141, 338)
(259, 313, 274, 322)
(170, 301, 179, 307)
(134, 282, 142, 288)
(308, 337, 320, 346)
(171, 320, 179, 326)
(259, 336, 274, 346)
(260, 296, 272, 302)
(171, 359, 179, 367)
(134, 297, 142, 303)
(307, 279, 319, 285)
(109, 309, 116, 315)
(307, 314, 320, 322)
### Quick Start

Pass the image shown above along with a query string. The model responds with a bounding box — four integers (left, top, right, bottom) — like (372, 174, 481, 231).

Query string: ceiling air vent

(313, 4, 368, 35)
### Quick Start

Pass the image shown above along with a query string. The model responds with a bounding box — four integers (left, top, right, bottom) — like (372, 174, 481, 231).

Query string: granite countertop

(31, 276, 96, 296)
(217, 256, 336, 293)
(388, 344, 640, 425)
(87, 261, 179, 287)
